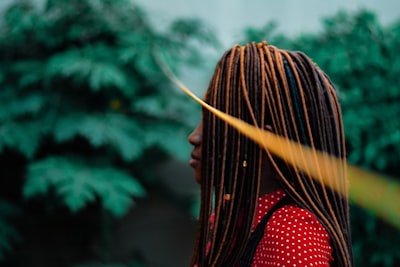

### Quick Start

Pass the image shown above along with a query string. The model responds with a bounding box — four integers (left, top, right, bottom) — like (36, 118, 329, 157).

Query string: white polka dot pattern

(251, 190, 333, 267)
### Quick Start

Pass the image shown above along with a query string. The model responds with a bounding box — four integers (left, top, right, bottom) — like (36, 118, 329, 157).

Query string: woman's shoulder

(266, 203, 331, 242)
(270, 204, 327, 228)
(252, 203, 333, 266)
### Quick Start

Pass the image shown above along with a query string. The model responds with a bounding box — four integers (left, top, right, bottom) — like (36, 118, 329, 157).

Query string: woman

(188, 42, 353, 266)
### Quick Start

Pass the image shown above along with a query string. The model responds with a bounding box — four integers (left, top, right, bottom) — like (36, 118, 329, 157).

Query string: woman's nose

(188, 123, 203, 146)
(188, 132, 201, 146)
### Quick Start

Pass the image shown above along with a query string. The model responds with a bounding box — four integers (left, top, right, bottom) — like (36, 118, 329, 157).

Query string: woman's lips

(189, 158, 198, 168)
(189, 153, 200, 168)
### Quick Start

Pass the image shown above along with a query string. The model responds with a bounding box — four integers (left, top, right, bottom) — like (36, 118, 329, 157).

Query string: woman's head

(189, 42, 352, 266)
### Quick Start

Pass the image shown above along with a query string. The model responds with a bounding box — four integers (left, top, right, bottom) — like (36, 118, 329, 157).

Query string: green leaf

(9, 60, 44, 88)
(0, 91, 46, 121)
(88, 62, 129, 92)
(0, 120, 42, 158)
(46, 49, 90, 81)
(46, 46, 134, 96)
(24, 156, 146, 217)
(53, 113, 146, 161)
(133, 95, 165, 117)
(53, 113, 108, 146)
(133, 50, 162, 80)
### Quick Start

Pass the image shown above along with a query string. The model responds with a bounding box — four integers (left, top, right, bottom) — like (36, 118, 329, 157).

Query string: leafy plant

(24, 156, 145, 217)
(0, 0, 215, 264)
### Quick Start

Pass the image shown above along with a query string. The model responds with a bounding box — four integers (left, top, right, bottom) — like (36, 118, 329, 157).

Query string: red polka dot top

(251, 189, 333, 267)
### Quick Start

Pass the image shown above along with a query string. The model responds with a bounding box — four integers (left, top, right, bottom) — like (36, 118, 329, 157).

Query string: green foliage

(24, 156, 145, 217)
(242, 9, 400, 267)
(46, 46, 132, 95)
(0, 0, 209, 211)
(0, 119, 43, 158)
(351, 204, 400, 266)
(308, 10, 400, 172)
(53, 113, 146, 161)
(0, 0, 214, 263)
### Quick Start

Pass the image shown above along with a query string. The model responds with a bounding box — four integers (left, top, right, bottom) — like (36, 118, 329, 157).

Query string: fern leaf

(133, 95, 165, 118)
(57, 174, 97, 213)
(46, 46, 135, 96)
(53, 113, 109, 146)
(10, 60, 43, 88)
(88, 62, 129, 92)
(133, 51, 161, 80)
(105, 119, 144, 161)
(0, 91, 45, 121)
(53, 113, 145, 161)
(24, 156, 146, 217)
(0, 120, 41, 158)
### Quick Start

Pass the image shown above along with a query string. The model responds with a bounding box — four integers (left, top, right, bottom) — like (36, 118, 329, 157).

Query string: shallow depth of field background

(0, 0, 399, 267)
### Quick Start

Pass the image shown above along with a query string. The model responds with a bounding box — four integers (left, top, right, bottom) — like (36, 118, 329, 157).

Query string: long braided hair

(190, 42, 353, 266)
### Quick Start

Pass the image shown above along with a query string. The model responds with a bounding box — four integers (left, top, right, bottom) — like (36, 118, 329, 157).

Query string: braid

(191, 42, 353, 267)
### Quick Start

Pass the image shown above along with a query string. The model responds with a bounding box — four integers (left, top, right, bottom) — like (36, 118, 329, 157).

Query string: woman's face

(188, 122, 203, 184)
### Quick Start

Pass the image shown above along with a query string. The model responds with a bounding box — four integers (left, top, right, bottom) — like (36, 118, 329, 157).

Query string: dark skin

(188, 122, 281, 196)
(188, 122, 203, 184)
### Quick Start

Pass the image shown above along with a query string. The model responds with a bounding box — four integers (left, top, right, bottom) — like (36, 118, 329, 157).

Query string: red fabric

(251, 189, 333, 267)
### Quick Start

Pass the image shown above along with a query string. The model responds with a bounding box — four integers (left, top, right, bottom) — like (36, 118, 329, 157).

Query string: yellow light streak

(158, 55, 400, 229)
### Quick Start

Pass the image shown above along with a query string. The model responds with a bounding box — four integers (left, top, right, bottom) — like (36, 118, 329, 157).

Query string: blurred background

(0, 0, 399, 266)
